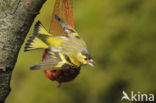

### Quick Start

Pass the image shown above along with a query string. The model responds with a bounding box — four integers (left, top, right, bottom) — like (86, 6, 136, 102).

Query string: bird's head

(77, 49, 94, 67)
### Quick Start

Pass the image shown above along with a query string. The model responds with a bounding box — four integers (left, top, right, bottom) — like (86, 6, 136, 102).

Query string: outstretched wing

(30, 51, 63, 70)
(30, 51, 75, 70)
(54, 15, 80, 37)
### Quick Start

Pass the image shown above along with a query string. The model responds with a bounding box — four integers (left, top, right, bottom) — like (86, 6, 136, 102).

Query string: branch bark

(0, 0, 46, 102)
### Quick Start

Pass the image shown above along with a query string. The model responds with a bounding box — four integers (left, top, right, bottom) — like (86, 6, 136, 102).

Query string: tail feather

(24, 21, 51, 52)
(33, 21, 40, 36)
(33, 21, 50, 36)
(24, 36, 35, 51)
(24, 36, 48, 52)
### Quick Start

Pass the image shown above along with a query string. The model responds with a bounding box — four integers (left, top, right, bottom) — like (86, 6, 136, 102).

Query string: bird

(54, 15, 94, 66)
(24, 15, 94, 70)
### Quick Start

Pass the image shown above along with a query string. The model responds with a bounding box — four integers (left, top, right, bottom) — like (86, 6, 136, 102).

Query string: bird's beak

(87, 59, 95, 67)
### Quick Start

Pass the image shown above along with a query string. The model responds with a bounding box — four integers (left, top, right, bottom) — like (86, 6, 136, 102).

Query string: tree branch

(0, 0, 46, 102)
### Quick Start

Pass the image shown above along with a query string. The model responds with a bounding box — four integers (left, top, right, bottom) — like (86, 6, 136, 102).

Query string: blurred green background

(6, 0, 156, 103)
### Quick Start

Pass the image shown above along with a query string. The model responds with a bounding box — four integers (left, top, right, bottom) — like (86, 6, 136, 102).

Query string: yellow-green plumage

(30, 51, 76, 70)
(25, 15, 94, 70)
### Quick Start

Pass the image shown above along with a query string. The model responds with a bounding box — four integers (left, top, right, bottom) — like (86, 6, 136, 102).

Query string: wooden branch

(0, 0, 46, 102)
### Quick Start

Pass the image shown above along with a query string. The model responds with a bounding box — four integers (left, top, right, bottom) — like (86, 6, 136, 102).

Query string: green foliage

(6, 0, 156, 103)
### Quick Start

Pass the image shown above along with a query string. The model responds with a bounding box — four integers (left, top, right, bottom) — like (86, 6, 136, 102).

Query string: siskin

(24, 15, 94, 70)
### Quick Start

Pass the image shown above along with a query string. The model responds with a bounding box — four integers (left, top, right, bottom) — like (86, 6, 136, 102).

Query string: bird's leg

(56, 82, 62, 88)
